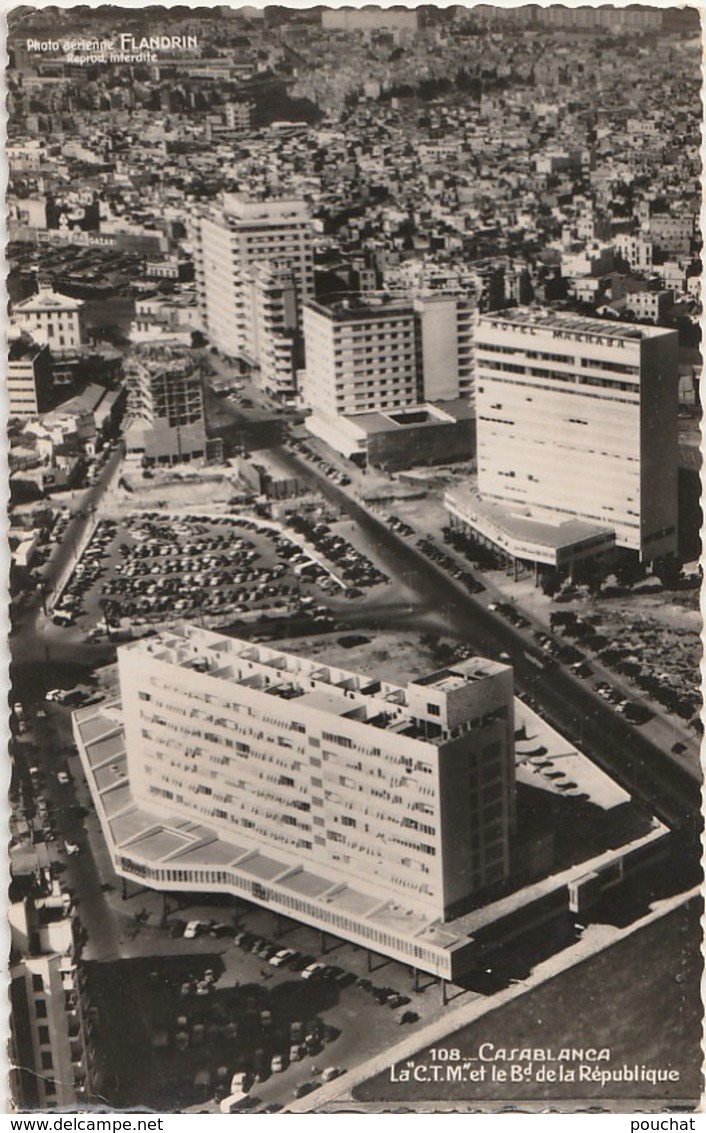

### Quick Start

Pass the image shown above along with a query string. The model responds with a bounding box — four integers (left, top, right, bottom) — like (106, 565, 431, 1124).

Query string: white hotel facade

(446, 308, 679, 569)
(74, 624, 515, 978)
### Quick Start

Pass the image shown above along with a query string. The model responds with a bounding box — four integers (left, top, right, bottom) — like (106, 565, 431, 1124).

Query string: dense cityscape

(6, 2, 702, 1115)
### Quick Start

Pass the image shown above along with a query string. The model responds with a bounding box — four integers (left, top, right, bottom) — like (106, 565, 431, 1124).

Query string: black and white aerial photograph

(5, 0, 703, 1116)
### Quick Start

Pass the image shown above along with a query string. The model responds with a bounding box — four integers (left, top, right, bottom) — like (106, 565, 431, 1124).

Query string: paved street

(272, 446, 701, 834)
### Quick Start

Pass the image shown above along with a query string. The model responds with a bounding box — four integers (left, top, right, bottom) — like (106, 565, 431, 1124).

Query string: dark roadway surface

(272, 444, 702, 840)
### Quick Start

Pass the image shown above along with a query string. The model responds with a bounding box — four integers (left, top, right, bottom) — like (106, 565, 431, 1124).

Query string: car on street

(322, 965, 345, 982)
(183, 920, 207, 939)
(64, 841, 80, 856)
(293, 1081, 320, 1099)
(220, 1091, 251, 1113)
(230, 1071, 253, 1094)
(387, 993, 410, 1008)
(57, 771, 70, 785)
(210, 922, 234, 938)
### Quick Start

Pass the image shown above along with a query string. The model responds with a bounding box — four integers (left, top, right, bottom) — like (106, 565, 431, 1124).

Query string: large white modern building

(446, 308, 679, 567)
(193, 194, 314, 396)
(74, 624, 515, 978)
(301, 289, 477, 462)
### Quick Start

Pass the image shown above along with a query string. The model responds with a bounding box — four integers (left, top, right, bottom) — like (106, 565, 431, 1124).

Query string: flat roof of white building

(478, 305, 676, 342)
(119, 623, 508, 745)
(446, 486, 615, 565)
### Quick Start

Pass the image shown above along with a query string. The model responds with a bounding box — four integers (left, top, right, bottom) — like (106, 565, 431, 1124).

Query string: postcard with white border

(5, 0, 703, 1115)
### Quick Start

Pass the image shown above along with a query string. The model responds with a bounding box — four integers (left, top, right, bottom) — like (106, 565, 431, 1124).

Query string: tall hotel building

(301, 290, 477, 462)
(74, 625, 515, 979)
(302, 294, 423, 420)
(193, 194, 314, 397)
(446, 308, 679, 569)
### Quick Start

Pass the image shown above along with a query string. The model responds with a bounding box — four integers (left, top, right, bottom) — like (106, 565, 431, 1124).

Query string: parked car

(270, 948, 297, 967)
(291, 954, 315, 972)
(322, 1067, 343, 1083)
(301, 962, 327, 981)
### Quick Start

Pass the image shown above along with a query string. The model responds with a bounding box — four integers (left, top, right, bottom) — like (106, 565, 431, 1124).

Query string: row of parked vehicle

(51, 519, 117, 626)
(285, 515, 387, 592)
(416, 537, 486, 596)
(288, 439, 352, 487)
(232, 930, 357, 988)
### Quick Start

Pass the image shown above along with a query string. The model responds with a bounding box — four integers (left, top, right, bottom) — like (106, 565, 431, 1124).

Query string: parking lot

(49, 514, 337, 639)
(49, 509, 390, 641)
(85, 894, 462, 1112)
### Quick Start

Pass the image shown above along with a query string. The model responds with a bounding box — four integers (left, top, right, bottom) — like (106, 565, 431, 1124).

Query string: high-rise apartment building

(193, 194, 314, 395)
(9, 900, 93, 1109)
(301, 289, 477, 461)
(446, 308, 678, 567)
(246, 262, 298, 401)
(74, 625, 515, 978)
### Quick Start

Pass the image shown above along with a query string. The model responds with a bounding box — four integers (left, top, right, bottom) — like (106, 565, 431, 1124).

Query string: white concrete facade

(8, 341, 52, 420)
(302, 294, 422, 420)
(13, 285, 85, 354)
(118, 626, 515, 921)
(9, 907, 87, 1109)
(474, 308, 678, 561)
(193, 194, 314, 373)
(301, 289, 477, 447)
